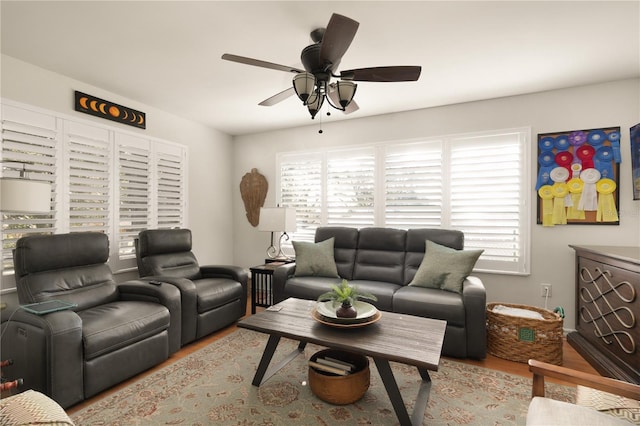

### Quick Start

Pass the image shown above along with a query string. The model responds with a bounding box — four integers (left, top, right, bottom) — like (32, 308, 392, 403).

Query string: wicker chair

(527, 359, 640, 425)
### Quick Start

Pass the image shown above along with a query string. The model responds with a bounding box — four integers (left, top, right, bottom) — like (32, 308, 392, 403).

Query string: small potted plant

(317, 279, 377, 318)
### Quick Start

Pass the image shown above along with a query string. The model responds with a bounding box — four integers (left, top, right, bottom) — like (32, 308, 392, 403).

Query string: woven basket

(308, 349, 370, 405)
(486, 302, 564, 365)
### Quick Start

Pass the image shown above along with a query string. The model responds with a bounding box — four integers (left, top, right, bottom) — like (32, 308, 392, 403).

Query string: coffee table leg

(412, 368, 432, 425)
(374, 358, 432, 426)
(252, 335, 307, 386)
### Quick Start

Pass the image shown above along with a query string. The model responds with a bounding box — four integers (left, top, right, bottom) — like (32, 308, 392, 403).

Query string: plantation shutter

(448, 132, 526, 274)
(116, 133, 150, 262)
(279, 153, 322, 243)
(384, 141, 443, 229)
(65, 121, 111, 233)
(1, 104, 58, 279)
(155, 142, 186, 229)
(326, 148, 375, 227)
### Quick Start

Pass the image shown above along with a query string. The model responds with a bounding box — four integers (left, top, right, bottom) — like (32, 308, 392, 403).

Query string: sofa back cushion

(315, 227, 358, 279)
(13, 232, 119, 309)
(353, 227, 406, 285)
(404, 228, 464, 285)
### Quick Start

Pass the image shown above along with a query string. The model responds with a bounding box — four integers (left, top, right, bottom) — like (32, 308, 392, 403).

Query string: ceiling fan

(221, 13, 421, 120)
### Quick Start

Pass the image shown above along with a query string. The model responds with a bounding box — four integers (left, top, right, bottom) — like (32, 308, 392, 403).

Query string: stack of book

(309, 356, 356, 376)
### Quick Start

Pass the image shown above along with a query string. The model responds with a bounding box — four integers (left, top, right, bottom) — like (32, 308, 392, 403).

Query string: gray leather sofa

(135, 229, 248, 346)
(273, 227, 487, 359)
(0, 232, 182, 408)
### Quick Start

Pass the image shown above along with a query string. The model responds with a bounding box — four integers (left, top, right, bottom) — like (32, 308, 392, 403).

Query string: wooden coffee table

(238, 297, 446, 426)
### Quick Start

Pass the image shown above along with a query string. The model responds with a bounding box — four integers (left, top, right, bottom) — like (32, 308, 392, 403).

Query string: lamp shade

(335, 81, 357, 108)
(293, 72, 315, 103)
(258, 207, 297, 233)
(0, 178, 51, 213)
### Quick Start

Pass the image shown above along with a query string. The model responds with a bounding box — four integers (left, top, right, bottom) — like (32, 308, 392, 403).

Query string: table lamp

(258, 207, 296, 260)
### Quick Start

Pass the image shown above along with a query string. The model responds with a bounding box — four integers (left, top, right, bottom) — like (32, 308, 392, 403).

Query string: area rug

(71, 328, 575, 425)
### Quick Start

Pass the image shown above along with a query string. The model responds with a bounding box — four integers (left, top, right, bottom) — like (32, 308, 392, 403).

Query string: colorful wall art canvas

(631, 123, 640, 200)
(74, 91, 146, 129)
(536, 127, 620, 226)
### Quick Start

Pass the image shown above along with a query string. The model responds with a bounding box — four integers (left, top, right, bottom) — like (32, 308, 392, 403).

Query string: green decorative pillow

(293, 238, 339, 278)
(408, 240, 483, 293)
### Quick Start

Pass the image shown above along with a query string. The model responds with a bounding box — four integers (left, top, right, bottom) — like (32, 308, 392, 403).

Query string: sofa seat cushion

(196, 278, 245, 313)
(392, 286, 466, 327)
(346, 280, 399, 312)
(283, 276, 342, 302)
(79, 301, 170, 360)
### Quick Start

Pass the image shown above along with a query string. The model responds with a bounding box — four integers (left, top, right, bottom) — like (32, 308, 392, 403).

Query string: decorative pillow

(408, 240, 483, 293)
(293, 238, 339, 278)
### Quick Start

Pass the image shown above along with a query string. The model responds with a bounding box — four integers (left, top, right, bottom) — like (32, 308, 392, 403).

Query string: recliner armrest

(117, 280, 183, 355)
(273, 263, 296, 304)
(139, 276, 197, 345)
(462, 275, 487, 359)
(1, 308, 83, 408)
(200, 265, 248, 285)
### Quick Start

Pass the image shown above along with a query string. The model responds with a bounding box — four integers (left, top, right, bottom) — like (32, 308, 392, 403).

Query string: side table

(248, 260, 289, 314)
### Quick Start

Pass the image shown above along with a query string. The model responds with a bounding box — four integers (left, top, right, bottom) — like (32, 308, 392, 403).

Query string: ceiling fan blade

(319, 14, 359, 68)
(340, 66, 422, 82)
(342, 98, 359, 114)
(259, 87, 296, 106)
(222, 53, 304, 74)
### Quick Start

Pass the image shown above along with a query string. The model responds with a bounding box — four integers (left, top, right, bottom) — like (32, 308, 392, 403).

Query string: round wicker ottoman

(308, 349, 370, 405)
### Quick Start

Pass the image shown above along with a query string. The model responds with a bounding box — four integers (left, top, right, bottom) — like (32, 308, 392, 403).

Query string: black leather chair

(0, 232, 182, 408)
(135, 229, 247, 346)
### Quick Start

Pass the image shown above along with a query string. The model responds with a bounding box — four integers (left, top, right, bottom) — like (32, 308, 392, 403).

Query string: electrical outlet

(540, 283, 552, 297)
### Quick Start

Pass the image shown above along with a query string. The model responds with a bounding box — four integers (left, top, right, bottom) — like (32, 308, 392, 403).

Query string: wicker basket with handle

(486, 302, 564, 365)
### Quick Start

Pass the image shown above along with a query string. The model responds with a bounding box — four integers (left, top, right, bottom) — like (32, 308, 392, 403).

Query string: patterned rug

(71, 328, 575, 425)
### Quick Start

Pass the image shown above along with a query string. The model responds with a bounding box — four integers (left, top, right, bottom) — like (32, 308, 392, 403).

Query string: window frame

(276, 127, 531, 276)
(1, 99, 188, 291)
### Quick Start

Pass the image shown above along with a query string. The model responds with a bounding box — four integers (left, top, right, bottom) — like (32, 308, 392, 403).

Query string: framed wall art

(631, 123, 640, 200)
(536, 126, 620, 226)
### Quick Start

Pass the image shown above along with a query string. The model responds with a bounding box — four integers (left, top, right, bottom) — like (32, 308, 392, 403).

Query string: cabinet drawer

(577, 257, 639, 373)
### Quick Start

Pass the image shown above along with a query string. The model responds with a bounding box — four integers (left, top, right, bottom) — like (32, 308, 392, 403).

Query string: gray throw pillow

(408, 240, 483, 293)
(293, 238, 339, 278)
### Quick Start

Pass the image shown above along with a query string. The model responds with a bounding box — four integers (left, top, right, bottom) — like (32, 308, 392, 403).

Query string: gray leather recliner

(0, 232, 182, 408)
(135, 229, 247, 346)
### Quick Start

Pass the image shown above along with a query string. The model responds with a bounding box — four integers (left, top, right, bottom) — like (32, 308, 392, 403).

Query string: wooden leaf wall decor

(74, 91, 146, 129)
(240, 168, 268, 227)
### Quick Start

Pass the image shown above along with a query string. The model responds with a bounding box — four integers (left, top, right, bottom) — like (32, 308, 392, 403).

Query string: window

(277, 128, 530, 275)
(1, 104, 58, 282)
(1, 101, 188, 289)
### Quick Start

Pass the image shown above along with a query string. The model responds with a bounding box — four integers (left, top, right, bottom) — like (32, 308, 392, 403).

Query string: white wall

(232, 78, 640, 330)
(1, 55, 235, 266)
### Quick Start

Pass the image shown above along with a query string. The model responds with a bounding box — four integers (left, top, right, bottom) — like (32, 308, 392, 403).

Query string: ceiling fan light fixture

(293, 72, 315, 103)
(335, 81, 357, 108)
(306, 90, 324, 118)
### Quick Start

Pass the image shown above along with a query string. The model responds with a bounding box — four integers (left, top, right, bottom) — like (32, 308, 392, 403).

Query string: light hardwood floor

(67, 300, 599, 415)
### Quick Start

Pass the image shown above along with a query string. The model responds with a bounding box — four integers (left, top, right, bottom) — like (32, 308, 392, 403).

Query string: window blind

(65, 121, 111, 234)
(277, 128, 530, 275)
(384, 141, 443, 229)
(156, 142, 186, 229)
(279, 153, 322, 243)
(0, 101, 188, 290)
(1, 105, 57, 278)
(116, 133, 151, 262)
(326, 148, 375, 228)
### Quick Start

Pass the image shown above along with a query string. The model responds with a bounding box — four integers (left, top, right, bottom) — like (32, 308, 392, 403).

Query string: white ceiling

(2, 1, 639, 136)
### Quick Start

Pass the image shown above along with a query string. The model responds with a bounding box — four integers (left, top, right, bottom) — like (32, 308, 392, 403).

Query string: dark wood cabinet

(568, 245, 640, 384)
